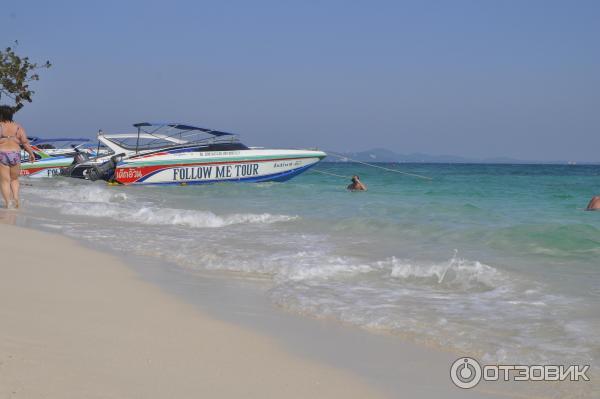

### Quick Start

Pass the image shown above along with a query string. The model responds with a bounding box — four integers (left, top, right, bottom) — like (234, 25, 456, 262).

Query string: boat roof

(101, 133, 186, 142)
(132, 122, 235, 137)
(96, 122, 242, 155)
(29, 137, 91, 144)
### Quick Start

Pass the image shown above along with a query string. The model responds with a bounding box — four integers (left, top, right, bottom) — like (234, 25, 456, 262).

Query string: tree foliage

(0, 42, 51, 112)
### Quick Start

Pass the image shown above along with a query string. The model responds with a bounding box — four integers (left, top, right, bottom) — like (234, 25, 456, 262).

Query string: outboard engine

(87, 155, 120, 181)
(60, 149, 91, 177)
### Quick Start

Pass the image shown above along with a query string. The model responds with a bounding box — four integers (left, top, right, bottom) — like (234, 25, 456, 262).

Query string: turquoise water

(19, 163, 600, 368)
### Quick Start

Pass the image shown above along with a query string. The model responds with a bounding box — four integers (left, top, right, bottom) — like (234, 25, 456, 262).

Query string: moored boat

(64, 122, 326, 185)
(20, 137, 93, 178)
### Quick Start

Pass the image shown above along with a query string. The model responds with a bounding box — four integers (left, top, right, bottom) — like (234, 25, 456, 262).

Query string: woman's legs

(9, 164, 20, 208)
(0, 164, 11, 208)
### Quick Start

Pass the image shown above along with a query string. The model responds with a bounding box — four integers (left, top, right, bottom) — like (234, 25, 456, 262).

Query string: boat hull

(20, 157, 74, 178)
(113, 150, 326, 185)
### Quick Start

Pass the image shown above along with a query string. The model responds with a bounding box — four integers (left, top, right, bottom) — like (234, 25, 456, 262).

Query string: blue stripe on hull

(130, 162, 317, 185)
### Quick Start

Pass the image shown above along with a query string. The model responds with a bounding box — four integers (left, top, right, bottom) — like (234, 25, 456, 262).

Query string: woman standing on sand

(0, 105, 35, 209)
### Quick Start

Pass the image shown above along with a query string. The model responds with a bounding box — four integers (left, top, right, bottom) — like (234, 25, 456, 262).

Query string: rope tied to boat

(310, 169, 350, 179)
(314, 151, 433, 180)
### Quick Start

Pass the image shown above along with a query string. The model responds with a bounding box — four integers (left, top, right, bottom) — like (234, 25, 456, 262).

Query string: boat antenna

(325, 150, 433, 180)
(96, 129, 101, 157)
(135, 125, 141, 154)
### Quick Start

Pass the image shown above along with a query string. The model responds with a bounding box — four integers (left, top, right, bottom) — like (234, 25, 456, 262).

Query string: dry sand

(0, 223, 388, 399)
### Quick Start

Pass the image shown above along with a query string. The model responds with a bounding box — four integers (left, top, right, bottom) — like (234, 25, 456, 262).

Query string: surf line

(320, 150, 433, 180)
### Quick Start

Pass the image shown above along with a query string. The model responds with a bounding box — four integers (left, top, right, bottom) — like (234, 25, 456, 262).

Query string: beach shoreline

(0, 222, 390, 399)
(0, 212, 588, 398)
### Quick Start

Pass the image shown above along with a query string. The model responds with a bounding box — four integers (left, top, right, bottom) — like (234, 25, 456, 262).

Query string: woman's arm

(17, 125, 36, 162)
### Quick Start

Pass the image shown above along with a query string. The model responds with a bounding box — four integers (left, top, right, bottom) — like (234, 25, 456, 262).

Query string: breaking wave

(60, 203, 297, 228)
(26, 182, 297, 228)
(28, 184, 128, 204)
(385, 255, 505, 292)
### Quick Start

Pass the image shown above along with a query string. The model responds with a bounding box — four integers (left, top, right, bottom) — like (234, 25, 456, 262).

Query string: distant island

(324, 148, 598, 165)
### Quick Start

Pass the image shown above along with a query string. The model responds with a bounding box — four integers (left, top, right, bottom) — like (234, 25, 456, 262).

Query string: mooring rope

(310, 169, 350, 179)
(325, 151, 433, 180)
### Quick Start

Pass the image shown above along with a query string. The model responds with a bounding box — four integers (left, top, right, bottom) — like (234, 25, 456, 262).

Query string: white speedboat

(64, 122, 326, 185)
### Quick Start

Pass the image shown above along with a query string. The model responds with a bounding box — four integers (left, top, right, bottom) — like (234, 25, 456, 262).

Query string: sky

(1, 0, 599, 161)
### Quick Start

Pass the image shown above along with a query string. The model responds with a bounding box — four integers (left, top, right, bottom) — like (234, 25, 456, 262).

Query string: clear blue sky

(1, 0, 599, 161)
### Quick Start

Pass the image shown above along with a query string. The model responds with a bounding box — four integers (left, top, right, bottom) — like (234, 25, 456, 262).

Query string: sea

(13, 163, 600, 372)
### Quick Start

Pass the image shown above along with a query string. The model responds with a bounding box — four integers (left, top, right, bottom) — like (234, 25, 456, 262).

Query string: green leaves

(0, 43, 52, 112)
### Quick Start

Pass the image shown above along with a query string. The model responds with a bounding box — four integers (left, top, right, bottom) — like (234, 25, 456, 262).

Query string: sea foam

(61, 203, 297, 228)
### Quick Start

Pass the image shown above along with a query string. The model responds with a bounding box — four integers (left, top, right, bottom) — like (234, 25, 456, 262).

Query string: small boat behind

(63, 122, 326, 185)
(20, 137, 94, 178)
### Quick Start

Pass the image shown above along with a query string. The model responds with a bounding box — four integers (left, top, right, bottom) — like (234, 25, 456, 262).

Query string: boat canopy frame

(98, 122, 244, 155)
(29, 137, 91, 150)
(132, 122, 235, 137)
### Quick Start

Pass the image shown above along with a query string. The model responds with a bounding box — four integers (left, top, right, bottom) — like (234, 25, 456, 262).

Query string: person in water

(0, 105, 35, 209)
(586, 196, 600, 211)
(347, 175, 367, 191)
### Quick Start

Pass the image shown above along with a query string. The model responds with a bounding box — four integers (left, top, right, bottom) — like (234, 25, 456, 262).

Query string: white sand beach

(0, 223, 388, 399)
(1, 218, 587, 399)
